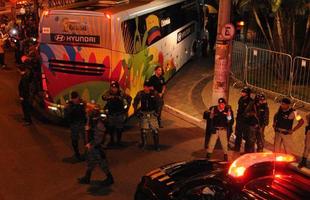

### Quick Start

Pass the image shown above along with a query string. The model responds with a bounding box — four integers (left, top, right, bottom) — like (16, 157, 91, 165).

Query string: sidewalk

(164, 56, 309, 158)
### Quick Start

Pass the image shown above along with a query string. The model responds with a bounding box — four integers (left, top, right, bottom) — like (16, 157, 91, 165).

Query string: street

(0, 52, 210, 200)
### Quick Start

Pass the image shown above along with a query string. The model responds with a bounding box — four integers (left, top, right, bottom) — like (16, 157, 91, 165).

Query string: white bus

(39, 0, 201, 116)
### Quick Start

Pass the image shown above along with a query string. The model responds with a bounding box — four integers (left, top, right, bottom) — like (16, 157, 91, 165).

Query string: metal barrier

(290, 57, 310, 104)
(231, 42, 310, 106)
(231, 41, 246, 81)
(245, 47, 292, 97)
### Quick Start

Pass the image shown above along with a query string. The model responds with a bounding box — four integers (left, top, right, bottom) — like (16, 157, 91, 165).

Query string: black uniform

(18, 70, 32, 124)
(149, 74, 165, 127)
(78, 109, 114, 185)
(234, 96, 253, 151)
(243, 101, 269, 153)
(102, 89, 129, 146)
(64, 100, 87, 160)
(133, 89, 160, 151)
(256, 102, 269, 151)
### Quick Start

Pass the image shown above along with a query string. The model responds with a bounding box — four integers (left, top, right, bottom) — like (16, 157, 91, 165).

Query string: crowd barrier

(232, 41, 310, 106)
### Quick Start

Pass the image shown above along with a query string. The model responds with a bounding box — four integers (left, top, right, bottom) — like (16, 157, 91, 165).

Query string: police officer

(273, 98, 304, 154)
(78, 106, 114, 185)
(102, 81, 129, 147)
(299, 113, 310, 168)
(243, 94, 269, 153)
(206, 98, 233, 161)
(255, 94, 269, 152)
(234, 87, 253, 152)
(133, 80, 161, 151)
(64, 91, 87, 161)
(18, 65, 32, 126)
(149, 66, 166, 128)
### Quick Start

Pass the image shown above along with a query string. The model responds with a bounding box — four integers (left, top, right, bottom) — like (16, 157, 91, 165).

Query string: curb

(164, 104, 205, 129)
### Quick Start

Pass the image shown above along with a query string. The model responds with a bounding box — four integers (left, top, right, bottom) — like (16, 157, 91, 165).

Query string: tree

(233, 0, 310, 57)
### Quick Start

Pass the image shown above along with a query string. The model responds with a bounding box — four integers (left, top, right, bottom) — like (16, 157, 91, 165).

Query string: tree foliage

(233, 0, 310, 57)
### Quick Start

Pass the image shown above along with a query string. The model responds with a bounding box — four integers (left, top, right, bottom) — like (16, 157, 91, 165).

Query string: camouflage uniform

(78, 109, 114, 185)
(64, 95, 87, 160)
(133, 83, 160, 151)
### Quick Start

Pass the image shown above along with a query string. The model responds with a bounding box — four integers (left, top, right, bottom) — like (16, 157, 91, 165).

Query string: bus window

(121, 19, 136, 54)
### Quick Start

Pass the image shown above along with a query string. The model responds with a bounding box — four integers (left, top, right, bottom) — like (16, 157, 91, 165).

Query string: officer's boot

(102, 172, 114, 186)
(139, 130, 147, 149)
(224, 154, 228, 162)
(72, 140, 82, 161)
(298, 157, 307, 168)
(206, 152, 212, 160)
(78, 169, 92, 184)
(153, 131, 160, 151)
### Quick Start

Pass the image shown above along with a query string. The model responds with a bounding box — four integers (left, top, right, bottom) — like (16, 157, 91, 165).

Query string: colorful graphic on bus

(39, 0, 200, 117)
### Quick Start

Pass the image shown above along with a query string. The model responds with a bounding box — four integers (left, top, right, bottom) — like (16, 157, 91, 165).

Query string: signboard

(50, 33, 100, 45)
(221, 23, 235, 40)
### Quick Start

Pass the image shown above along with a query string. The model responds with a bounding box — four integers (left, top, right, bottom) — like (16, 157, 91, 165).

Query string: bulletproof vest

(68, 102, 86, 123)
(212, 106, 229, 128)
(275, 108, 294, 130)
(140, 91, 157, 112)
(237, 96, 252, 118)
(106, 92, 125, 114)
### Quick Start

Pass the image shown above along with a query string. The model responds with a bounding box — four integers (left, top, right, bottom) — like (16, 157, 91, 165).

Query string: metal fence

(231, 42, 310, 106)
(290, 57, 310, 104)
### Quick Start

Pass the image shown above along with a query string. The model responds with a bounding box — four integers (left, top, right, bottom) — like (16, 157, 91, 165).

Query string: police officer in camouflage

(64, 91, 87, 161)
(78, 105, 114, 185)
(102, 81, 129, 147)
(243, 94, 269, 153)
(255, 94, 269, 152)
(133, 80, 161, 151)
(273, 98, 304, 154)
(234, 87, 253, 152)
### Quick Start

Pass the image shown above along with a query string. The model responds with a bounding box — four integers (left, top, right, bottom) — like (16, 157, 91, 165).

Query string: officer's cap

(110, 81, 119, 88)
(70, 91, 79, 99)
(281, 98, 291, 105)
(241, 87, 251, 95)
(144, 80, 152, 87)
(218, 98, 226, 104)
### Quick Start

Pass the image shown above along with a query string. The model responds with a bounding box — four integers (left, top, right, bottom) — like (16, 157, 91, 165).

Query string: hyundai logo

(54, 34, 65, 42)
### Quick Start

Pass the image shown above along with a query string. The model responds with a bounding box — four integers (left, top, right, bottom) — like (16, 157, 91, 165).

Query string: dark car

(135, 153, 310, 200)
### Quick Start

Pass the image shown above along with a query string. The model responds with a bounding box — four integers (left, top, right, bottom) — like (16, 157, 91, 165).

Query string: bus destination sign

(50, 34, 100, 45)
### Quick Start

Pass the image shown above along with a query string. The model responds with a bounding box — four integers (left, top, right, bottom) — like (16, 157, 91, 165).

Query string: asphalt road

(0, 52, 213, 200)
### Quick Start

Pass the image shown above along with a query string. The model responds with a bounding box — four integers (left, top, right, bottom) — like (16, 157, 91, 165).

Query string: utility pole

(211, 0, 234, 104)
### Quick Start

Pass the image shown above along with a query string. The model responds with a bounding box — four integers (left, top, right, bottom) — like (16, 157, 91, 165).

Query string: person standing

(273, 98, 304, 154)
(234, 87, 253, 152)
(78, 105, 114, 185)
(64, 91, 87, 161)
(102, 81, 129, 147)
(18, 65, 32, 126)
(133, 80, 161, 151)
(299, 113, 310, 168)
(149, 66, 166, 128)
(206, 98, 233, 161)
(243, 94, 269, 153)
(255, 94, 269, 152)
